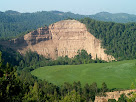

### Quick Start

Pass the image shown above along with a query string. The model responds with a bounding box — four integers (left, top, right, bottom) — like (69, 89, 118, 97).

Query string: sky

(1, 0, 136, 15)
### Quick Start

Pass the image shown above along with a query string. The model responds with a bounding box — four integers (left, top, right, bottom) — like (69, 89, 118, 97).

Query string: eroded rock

(95, 89, 136, 102)
(3, 20, 115, 61)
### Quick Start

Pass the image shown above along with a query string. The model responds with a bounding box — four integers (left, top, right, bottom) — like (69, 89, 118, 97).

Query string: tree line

(17, 50, 106, 72)
(1, 50, 135, 102)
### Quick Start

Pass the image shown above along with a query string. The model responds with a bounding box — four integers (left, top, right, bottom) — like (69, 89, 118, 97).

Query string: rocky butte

(3, 20, 115, 61)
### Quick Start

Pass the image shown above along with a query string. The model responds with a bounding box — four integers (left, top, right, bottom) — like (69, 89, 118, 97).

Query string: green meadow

(31, 60, 136, 89)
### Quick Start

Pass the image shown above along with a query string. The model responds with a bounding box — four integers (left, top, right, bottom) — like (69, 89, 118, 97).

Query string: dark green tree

(101, 82, 108, 94)
(118, 94, 127, 102)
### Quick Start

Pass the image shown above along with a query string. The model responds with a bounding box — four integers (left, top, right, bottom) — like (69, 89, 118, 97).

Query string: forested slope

(1, 10, 136, 60)
(1, 10, 136, 39)
(89, 12, 136, 23)
(0, 10, 84, 38)
(80, 18, 136, 60)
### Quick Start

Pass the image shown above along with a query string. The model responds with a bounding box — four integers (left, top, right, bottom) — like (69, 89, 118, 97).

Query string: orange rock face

(6, 20, 115, 61)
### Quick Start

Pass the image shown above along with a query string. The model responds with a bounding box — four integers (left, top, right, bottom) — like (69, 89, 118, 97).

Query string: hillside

(89, 12, 136, 23)
(31, 59, 136, 89)
(80, 18, 136, 60)
(0, 10, 85, 38)
(0, 20, 114, 61)
(1, 17, 136, 61)
(1, 10, 136, 39)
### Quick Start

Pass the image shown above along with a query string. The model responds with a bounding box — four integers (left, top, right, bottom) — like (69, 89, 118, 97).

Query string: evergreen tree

(101, 82, 108, 95)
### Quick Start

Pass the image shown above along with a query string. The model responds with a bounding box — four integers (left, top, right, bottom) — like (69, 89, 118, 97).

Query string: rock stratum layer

(3, 20, 115, 61)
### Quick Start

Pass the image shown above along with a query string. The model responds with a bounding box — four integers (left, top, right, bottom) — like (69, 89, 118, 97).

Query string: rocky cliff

(4, 20, 115, 61)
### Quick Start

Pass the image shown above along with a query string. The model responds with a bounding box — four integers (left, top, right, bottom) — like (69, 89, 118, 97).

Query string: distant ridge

(0, 10, 136, 38)
(89, 12, 136, 23)
(5, 10, 20, 15)
(2, 10, 136, 23)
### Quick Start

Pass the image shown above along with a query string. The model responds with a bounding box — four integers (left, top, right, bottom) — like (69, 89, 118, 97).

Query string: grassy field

(31, 60, 136, 89)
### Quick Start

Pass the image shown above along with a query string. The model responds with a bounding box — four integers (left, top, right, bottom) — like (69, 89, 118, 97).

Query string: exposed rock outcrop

(2, 20, 115, 61)
(95, 89, 136, 102)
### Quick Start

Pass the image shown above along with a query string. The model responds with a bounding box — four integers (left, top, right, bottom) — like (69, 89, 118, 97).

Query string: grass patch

(31, 60, 136, 89)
